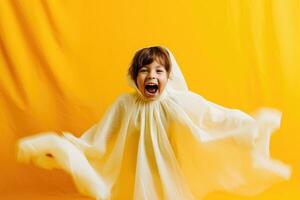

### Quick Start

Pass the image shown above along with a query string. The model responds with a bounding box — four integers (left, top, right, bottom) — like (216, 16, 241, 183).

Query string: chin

(143, 90, 160, 99)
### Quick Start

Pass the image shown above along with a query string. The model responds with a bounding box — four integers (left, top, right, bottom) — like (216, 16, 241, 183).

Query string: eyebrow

(141, 65, 164, 69)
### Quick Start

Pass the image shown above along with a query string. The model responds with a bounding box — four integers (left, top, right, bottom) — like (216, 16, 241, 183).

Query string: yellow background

(0, 0, 299, 199)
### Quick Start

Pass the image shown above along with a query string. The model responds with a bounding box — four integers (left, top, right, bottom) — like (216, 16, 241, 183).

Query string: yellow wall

(0, 0, 299, 199)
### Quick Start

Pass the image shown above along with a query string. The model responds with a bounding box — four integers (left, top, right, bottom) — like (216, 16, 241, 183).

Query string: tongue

(147, 88, 157, 93)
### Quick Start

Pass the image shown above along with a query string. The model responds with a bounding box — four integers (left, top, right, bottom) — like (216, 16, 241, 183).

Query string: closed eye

(139, 69, 147, 72)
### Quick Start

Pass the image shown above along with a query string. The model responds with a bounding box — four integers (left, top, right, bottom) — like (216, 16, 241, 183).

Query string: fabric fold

(17, 47, 291, 200)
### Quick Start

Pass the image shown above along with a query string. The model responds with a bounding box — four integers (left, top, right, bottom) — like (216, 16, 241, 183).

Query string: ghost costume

(17, 48, 291, 200)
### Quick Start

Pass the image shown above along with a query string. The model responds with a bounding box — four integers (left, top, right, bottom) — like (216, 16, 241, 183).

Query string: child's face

(136, 60, 169, 100)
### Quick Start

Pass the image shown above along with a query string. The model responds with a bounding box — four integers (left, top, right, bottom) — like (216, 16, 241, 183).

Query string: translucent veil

(17, 46, 291, 200)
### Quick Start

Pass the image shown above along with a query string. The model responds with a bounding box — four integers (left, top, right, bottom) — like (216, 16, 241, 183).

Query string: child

(17, 46, 291, 200)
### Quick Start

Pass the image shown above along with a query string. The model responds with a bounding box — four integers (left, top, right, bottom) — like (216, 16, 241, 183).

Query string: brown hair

(128, 46, 172, 85)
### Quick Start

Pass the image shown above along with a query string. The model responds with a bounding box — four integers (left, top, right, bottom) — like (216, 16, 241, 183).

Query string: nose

(147, 76, 155, 80)
(147, 70, 156, 79)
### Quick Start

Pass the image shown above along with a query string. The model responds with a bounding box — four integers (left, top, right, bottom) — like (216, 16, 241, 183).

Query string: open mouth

(145, 84, 158, 95)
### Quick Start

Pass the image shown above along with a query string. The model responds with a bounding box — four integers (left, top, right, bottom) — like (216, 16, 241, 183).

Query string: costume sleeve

(16, 93, 130, 200)
(171, 90, 282, 145)
(200, 94, 284, 151)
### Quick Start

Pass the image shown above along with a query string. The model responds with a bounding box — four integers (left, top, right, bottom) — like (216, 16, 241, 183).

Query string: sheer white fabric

(17, 47, 291, 200)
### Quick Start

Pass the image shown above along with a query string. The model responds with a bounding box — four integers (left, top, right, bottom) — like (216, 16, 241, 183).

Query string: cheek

(136, 75, 145, 88)
(158, 75, 168, 89)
